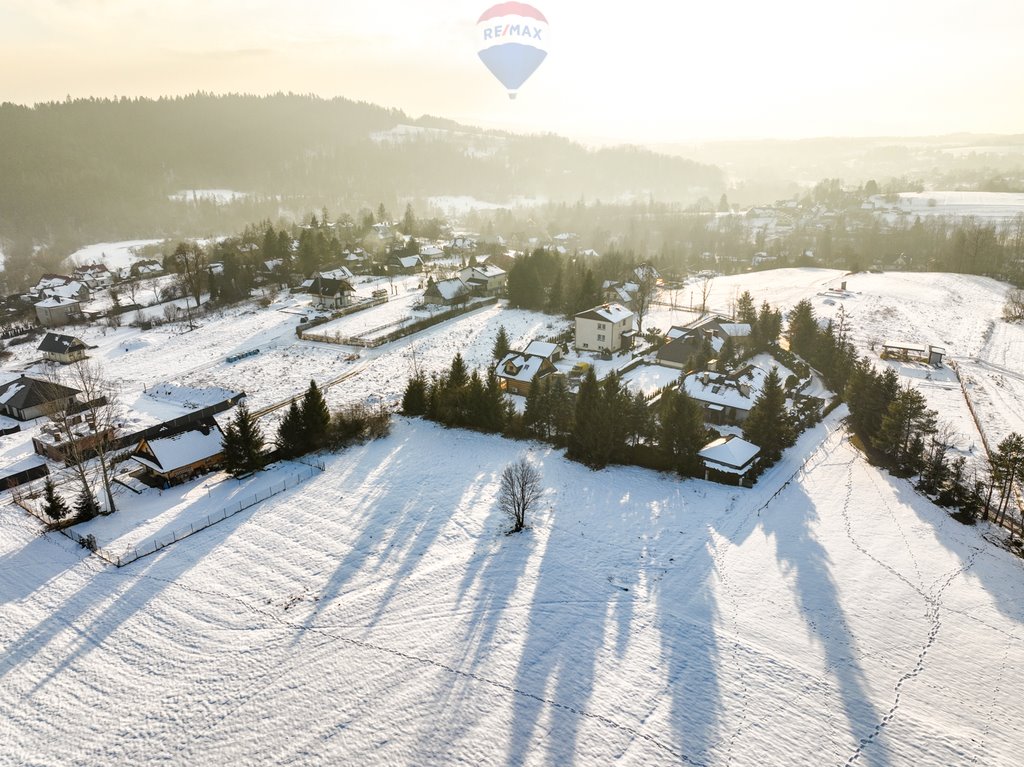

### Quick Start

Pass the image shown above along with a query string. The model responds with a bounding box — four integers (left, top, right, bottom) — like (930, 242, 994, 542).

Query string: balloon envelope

(477, 2, 549, 97)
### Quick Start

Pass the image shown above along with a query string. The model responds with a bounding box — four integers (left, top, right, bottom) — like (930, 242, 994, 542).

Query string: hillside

(0, 94, 724, 248)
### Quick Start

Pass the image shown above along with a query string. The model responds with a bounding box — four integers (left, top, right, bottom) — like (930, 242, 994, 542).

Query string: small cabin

(131, 418, 225, 487)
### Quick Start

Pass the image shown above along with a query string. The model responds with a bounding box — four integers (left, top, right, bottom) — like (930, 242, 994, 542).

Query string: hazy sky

(1, 0, 1022, 143)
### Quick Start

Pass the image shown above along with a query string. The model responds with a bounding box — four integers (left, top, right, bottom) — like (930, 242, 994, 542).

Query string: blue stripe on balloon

(477, 43, 548, 92)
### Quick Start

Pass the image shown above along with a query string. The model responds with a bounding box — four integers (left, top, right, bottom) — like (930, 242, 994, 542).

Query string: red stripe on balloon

(477, 2, 548, 24)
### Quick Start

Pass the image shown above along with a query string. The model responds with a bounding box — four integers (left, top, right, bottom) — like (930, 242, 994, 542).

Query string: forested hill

(0, 93, 724, 248)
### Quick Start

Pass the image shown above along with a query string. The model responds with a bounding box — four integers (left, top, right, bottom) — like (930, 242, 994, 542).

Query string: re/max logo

(482, 24, 543, 41)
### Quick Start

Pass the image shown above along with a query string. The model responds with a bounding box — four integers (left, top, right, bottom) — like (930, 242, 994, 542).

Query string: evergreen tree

(301, 380, 331, 451)
(276, 401, 306, 458)
(743, 367, 793, 462)
(222, 403, 265, 477)
(74, 483, 99, 521)
(569, 368, 611, 468)
(41, 477, 70, 522)
(448, 353, 469, 389)
(482, 367, 507, 433)
(401, 371, 429, 416)
(523, 374, 550, 439)
(875, 386, 937, 473)
(736, 290, 757, 324)
(787, 299, 819, 358)
(659, 387, 708, 476)
(492, 326, 511, 361)
(548, 375, 574, 444)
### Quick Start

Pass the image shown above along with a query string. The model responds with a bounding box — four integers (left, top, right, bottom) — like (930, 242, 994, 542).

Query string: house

(131, 259, 164, 277)
(524, 340, 563, 363)
(389, 255, 423, 274)
(131, 417, 226, 486)
(32, 413, 116, 463)
(602, 281, 638, 309)
(698, 435, 761, 483)
(72, 264, 113, 289)
(495, 351, 557, 396)
(423, 277, 470, 306)
(881, 340, 945, 367)
(682, 361, 782, 424)
(308, 274, 356, 310)
(35, 296, 82, 327)
(634, 264, 661, 283)
(657, 315, 752, 370)
(0, 375, 80, 421)
(43, 280, 90, 302)
(419, 244, 445, 259)
(458, 264, 507, 296)
(574, 303, 635, 352)
(38, 332, 91, 364)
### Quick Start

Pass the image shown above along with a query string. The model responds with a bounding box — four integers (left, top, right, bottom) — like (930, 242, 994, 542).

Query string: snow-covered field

(871, 191, 1024, 226)
(64, 239, 166, 271)
(2, 415, 1023, 765)
(3, 267, 1024, 764)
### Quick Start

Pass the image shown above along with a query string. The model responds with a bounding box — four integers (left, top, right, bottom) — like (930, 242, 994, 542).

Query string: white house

(574, 303, 635, 352)
(458, 264, 507, 296)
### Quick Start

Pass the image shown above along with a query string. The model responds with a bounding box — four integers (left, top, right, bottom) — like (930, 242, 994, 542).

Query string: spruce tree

(276, 401, 306, 458)
(659, 387, 707, 476)
(492, 326, 511, 361)
(448, 353, 469, 389)
(569, 368, 606, 467)
(301, 380, 331, 451)
(787, 299, 819, 358)
(401, 371, 429, 416)
(222, 403, 265, 477)
(736, 290, 757, 324)
(41, 478, 70, 522)
(74, 483, 99, 521)
(743, 367, 792, 462)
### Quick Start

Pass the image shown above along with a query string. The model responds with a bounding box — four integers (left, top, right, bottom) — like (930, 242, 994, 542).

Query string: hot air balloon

(476, 3, 549, 99)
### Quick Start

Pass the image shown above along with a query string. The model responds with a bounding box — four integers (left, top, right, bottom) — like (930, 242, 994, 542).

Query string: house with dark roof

(0, 376, 80, 421)
(131, 417, 225, 486)
(38, 332, 92, 364)
(308, 274, 356, 310)
(657, 315, 752, 370)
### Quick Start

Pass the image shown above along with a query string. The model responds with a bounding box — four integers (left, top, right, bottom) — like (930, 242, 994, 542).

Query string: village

(1, 218, 1019, 574)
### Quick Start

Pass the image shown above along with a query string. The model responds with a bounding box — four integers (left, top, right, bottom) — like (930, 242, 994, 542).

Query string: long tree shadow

(0, 487, 250, 695)
(875, 465, 1024, 626)
(759, 483, 895, 767)
(299, 424, 512, 637)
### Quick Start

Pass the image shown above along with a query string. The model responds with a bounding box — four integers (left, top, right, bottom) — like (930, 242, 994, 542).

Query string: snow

(2, 414, 1023, 765)
(433, 277, 469, 301)
(578, 302, 634, 324)
(622, 363, 681, 396)
(872, 191, 1024, 226)
(523, 340, 558, 359)
(65, 239, 166, 271)
(698, 435, 760, 470)
(496, 352, 547, 384)
(143, 383, 240, 410)
(133, 424, 223, 475)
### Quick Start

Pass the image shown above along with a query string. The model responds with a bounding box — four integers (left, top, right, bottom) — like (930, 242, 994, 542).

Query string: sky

(0, 0, 1022, 144)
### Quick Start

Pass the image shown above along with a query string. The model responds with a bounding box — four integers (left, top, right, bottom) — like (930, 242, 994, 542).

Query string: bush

(326, 404, 391, 449)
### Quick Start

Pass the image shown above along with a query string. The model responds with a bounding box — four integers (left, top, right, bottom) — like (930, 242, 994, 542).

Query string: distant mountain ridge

(0, 93, 725, 248)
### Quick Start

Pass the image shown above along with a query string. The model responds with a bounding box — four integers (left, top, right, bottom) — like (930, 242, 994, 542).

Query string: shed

(698, 435, 761, 483)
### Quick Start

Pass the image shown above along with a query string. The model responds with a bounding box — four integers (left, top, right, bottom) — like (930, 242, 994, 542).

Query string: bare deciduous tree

(174, 241, 207, 328)
(498, 456, 543, 534)
(1004, 288, 1024, 322)
(699, 274, 714, 316)
(632, 264, 658, 334)
(44, 361, 124, 515)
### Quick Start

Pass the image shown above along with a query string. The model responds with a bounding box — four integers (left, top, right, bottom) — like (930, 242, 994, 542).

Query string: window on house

(597, 334, 606, 342)
(597, 322, 606, 329)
